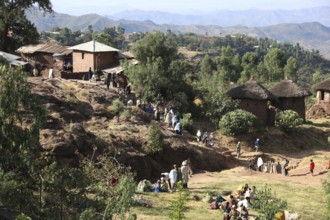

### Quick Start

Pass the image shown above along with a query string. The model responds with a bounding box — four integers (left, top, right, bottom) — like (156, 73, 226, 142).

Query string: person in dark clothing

(112, 74, 117, 88)
(283, 159, 289, 176)
(105, 74, 111, 89)
(88, 67, 93, 80)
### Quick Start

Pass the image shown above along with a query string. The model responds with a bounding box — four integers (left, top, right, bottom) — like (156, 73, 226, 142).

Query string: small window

(81, 53, 85, 59)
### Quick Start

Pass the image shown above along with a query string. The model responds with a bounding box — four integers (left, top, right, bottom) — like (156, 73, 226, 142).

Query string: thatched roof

(269, 79, 311, 98)
(312, 78, 330, 91)
(227, 80, 276, 100)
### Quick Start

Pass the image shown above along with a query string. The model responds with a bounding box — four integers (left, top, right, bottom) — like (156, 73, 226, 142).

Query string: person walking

(236, 141, 241, 158)
(255, 138, 260, 152)
(257, 157, 263, 172)
(181, 160, 190, 189)
(283, 159, 289, 176)
(196, 129, 202, 142)
(169, 165, 178, 192)
(310, 159, 315, 176)
(105, 74, 111, 89)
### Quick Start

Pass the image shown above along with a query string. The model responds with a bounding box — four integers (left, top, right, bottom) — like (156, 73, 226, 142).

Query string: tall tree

(0, 0, 53, 52)
(215, 46, 241, 82)
(200, 54, 214, 75)
(264, 48, 286, 82)
(284, 56, 298, 82)
(125, 31, 190, 112)
(94, 26, 125, 49)
(239, 51, 259, 83)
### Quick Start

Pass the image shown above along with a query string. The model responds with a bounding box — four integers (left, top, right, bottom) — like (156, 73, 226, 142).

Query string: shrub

(253, 185, 288, 220)
(108, 99, 125, 114)
(275, 110, 303, 133)
(143, 121, 164, 154)
(169, 182, 190, 220)
(120, 110, 131, 122)
(219, 109, 257, 136)
(180, 113, 193, 133)
(131, 107, 151, 123)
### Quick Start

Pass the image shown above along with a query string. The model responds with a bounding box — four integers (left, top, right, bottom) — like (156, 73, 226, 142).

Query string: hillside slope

(31, 77, 330, 181)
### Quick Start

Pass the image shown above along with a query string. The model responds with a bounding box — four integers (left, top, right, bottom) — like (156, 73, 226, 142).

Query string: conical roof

(269, 79, 311, 98)
(312, 78, 330, 91)
(227, 80, 276, 100)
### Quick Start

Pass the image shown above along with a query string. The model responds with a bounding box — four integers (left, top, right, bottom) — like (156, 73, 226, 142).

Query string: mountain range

(26, 7, 330, 59)
(109, 7, 330, 27)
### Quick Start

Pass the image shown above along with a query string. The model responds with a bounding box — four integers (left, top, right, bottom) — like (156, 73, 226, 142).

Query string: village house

(227, 80, 277, 125)
(68, 40, 120, 73)
(16, 41, 72, 73)
(269, 79, 311, 120)
(311, 78, 330, 115)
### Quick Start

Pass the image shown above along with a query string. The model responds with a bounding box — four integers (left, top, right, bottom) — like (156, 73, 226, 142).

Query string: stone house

(68, 40, 120, 73)
(311, 78, 330, 115)
(313, 78, 330, 104)
(227, 80, 277, 125)
(269, 79, 311, 120)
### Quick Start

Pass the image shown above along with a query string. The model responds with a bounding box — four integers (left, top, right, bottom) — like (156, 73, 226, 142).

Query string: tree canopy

(0, 0, 53, 52)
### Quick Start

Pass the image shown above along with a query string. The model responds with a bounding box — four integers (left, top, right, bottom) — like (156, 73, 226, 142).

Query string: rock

(70, 123, 85, 134)
(284, 210, 299, 220)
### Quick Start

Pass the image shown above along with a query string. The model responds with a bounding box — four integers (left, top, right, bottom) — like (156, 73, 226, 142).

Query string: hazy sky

(52, 0, 330, 15)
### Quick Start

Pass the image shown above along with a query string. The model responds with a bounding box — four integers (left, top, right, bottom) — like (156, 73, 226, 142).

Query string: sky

(52, 0, 330, 15)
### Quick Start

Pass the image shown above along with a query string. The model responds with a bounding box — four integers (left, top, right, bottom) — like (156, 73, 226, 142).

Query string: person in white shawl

(181, 160, 190, 189)
(257, 157, 263, 172)
(169, 165, 178, 192)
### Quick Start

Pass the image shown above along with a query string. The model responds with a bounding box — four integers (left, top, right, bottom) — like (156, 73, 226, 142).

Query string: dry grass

(131, 171, 329, 220)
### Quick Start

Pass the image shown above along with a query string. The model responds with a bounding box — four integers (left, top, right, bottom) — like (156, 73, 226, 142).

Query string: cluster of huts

(226, 79, 330, 125)
(0, 40, 330, 122)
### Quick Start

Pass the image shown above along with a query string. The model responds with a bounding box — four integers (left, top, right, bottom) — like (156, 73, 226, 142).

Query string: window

(81, 53, 85, 59)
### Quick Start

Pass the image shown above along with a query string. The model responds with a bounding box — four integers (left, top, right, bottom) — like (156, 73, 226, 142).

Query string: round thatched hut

(227, 80, 276, 125)
(269, 79, 311, 120)
(312, 78, 330, 104)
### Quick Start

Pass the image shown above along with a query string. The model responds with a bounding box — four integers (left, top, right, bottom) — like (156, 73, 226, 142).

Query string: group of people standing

(196, 130, 214, 147)
(155, 160, 192, 193)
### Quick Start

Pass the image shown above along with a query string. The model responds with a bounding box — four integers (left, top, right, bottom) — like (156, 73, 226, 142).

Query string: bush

(169, 182, 190, 220)
(131, 107, 151, 123)
(254, 185, 288, 220)
(108, 99, 124, 114)
(275, 110, 303, 133)
(143, 121, 164, 154)
(180, 113, 193, 133)
(219, 109, 257, 136)
(120, 110, 131, 122)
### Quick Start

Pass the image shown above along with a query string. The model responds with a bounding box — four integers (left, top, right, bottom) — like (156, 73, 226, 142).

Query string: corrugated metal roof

(68, 40, 120, 53)
(102, 65, 124, 74)
(0, 51, 21, 62)
(10, 60, 28, 66)
(16, 43, 71, 55)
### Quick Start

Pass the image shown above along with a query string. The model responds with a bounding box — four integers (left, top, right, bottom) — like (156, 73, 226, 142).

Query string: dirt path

(189, 150, 330, 188)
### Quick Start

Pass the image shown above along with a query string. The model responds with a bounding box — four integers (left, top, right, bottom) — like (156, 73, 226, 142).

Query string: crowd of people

(212, 183, 257, 220)
(137, 159, 193, 193)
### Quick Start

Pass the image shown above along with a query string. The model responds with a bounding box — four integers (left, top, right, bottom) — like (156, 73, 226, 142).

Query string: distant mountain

(25, 9, 330, 59)
(110, 7, 330, 27)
